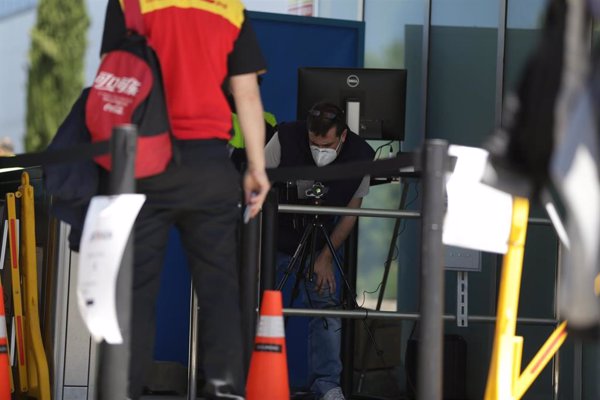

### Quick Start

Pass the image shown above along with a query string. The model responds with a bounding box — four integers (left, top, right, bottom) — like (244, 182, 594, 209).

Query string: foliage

(365, 41, 405, 69)
(25, 0, 89, 152)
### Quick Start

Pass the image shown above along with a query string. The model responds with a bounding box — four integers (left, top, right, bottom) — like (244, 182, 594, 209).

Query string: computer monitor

(297, 67, 407, 141)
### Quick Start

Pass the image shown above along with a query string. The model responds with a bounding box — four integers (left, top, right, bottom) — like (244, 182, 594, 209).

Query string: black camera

(277, 180, 329, 204)
(304, 182, 328, 199)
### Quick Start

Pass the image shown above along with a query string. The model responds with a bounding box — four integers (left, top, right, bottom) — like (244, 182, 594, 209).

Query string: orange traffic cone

(246, 290, 289, 400)
(0, 282, 11, 400)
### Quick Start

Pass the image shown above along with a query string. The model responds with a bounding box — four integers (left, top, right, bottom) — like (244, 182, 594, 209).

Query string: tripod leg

(289, 240, 311, 308)
(275, 223, 314, 291)
(307, 220, 319, 283)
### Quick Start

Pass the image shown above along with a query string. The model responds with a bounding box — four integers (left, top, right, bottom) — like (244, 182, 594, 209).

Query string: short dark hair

(306, 102, 346, 137)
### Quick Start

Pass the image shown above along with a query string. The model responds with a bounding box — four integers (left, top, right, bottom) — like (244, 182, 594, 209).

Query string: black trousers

(127, 140, 244, 399)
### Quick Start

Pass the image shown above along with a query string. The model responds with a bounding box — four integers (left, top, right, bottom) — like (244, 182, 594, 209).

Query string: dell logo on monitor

(346, 75, 360, 88)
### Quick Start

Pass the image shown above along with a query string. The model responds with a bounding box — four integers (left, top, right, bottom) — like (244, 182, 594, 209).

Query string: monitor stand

(346, 99, 360, 134)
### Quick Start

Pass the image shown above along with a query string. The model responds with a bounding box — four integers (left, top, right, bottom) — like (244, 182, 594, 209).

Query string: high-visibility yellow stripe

(139, 0, 244, 28)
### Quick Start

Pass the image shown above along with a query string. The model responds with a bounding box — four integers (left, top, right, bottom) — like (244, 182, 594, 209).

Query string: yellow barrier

(18, 172, 51, 400)
(484, 197, 567, 400)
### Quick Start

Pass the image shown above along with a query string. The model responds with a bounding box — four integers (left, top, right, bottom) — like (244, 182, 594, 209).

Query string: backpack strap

(123, 0, 146, 36)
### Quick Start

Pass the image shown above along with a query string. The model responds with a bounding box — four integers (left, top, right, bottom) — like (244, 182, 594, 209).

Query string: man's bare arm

(230, 72, 270, 218)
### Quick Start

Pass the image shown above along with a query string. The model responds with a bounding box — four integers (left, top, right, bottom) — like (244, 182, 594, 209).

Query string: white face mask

(310, 137, 342, 167)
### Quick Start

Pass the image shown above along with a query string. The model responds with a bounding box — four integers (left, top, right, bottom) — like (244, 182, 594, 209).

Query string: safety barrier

(2, 171, 56, 398)
(0, 126, 134, 400)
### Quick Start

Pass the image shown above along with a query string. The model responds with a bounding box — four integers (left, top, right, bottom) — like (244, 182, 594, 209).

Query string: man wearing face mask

(265, 101, 374, 400)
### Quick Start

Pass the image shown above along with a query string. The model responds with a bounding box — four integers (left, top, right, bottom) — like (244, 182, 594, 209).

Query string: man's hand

(313, 251, 336, 295)
(243, 167, 270, 219)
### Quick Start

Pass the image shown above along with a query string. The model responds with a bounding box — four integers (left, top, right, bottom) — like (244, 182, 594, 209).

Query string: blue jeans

(276, 251, 342, 397)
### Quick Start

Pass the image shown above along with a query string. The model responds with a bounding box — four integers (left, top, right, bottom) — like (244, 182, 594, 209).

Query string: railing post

(241, 211, 261, 376)
(260, 189, 278, 292)
(96, 124, 137, 400)
(417, 139, 448, 400)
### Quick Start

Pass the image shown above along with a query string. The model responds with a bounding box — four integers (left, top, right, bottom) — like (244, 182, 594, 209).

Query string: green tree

(365, 41, 405, 69)
(25, 0, 89, 152)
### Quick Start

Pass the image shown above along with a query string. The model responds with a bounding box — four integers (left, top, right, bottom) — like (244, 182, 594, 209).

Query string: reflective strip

(256, 315, 284, 338)
(9, 219, 17, 268)
(0, 316, 5, 338)
(139, 0, 244, 28)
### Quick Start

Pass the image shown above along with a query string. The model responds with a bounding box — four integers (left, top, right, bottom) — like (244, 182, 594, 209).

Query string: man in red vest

(101, 1, 270, 399)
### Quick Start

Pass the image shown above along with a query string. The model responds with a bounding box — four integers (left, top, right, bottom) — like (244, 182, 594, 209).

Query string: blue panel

(250, 12, 364, 123)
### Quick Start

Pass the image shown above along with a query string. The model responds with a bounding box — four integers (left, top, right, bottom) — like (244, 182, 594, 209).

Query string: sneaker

(203, 379, 245, 400)
(320, 387, 345, 400)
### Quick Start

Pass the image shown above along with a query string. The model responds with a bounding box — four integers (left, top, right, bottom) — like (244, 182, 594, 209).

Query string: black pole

(417, 139, 448, 400)
(240, 212, 261, 376)
(260, 189, 278, 292)
(97, 124, 137, 400)
(341, 222, 358, 397)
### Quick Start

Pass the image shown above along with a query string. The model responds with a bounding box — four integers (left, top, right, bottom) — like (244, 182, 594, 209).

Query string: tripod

(274, 194, 384, 398)
(275, 197, 354, 306)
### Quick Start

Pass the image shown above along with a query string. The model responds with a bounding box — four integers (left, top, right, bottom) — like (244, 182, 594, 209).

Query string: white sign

(443, 145, 513, 254)
(77, 194, 146, 344)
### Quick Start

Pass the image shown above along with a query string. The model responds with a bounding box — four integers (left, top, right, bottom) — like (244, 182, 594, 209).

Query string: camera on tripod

(277, 180, 329, 204)
(304, 182, 329, 200)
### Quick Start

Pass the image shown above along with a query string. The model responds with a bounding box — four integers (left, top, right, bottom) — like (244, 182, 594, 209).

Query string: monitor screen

(297, 67, 407, 141)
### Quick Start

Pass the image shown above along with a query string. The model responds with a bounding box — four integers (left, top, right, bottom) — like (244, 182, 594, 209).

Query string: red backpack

(86, 0, 172, 178)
